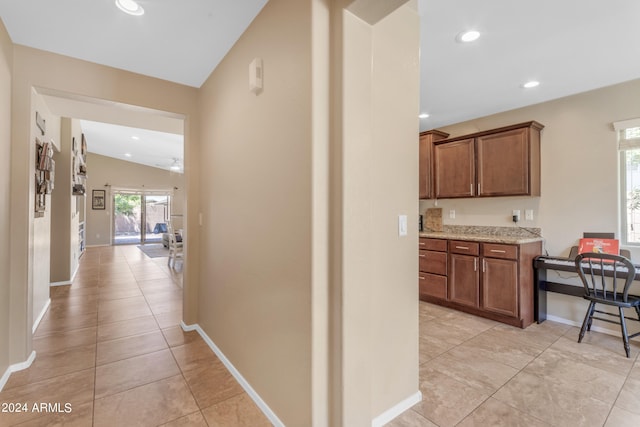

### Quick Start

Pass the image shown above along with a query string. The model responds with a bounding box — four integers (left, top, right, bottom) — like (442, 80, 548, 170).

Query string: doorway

(113, 191, 172, 245)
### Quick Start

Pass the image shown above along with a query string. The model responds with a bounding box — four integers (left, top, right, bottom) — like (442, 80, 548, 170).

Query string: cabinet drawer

(419, 273, 447, 300)
(449, 240, 479, 256)
(482, 243, 517, 260)
(419, 238, 447, 252)
(419, 250, 447, 275)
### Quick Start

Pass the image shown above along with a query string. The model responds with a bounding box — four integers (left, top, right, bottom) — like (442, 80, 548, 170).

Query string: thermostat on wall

(249, 57, 263, 94)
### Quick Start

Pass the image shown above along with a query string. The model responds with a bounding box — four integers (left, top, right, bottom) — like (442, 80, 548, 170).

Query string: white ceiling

(2, 0, 640, 163)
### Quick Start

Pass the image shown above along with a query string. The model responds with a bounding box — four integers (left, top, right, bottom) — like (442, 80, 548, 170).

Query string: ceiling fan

(155, 157, 183, 173)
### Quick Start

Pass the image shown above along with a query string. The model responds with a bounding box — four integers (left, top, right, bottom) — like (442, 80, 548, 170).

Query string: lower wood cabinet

(419, 237, 541, 328)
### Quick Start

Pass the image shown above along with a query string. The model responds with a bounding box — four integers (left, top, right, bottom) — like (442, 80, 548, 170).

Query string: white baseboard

(545, 314, 640, 342)
(50, 280, 72, 287)
(371, 390, 423, 427)
(181, 322, 285, 427)
(0, 351, 36, 392)
(32, 298, 51, 334)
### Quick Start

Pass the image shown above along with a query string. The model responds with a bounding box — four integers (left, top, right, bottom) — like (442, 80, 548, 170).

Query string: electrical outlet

(449, 209, 455, 219)
(525, 209, 534, 221)
(512, 210, 520, 222)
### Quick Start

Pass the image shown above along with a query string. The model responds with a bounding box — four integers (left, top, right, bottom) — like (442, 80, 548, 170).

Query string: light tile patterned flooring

(0, 246, 270, 427)
(389, 302, 640, 427)
(4, 247, 640, 427)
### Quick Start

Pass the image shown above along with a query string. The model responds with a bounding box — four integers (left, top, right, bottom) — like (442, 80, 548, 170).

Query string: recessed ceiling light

(115, 0, 144, 16)
(124, 153, 132, 157)
(522, 80, 540, 89)
(131, 136, 140, 140)
(170, 165, 181, 171)
(419, 113, 430, 119)
(456, 30, 480, 43)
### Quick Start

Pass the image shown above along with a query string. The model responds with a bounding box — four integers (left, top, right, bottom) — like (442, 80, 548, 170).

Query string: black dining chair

(575, 252, 640, 357)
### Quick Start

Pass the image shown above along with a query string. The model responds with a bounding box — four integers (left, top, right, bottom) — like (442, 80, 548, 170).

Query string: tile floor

(389, 302, 640, 427)
(3, 246, 640, 426)
(0, 246, 270, 427)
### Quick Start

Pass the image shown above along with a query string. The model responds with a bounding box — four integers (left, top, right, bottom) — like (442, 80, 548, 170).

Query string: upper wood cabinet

(432, 121, 543, 199)
(419, 130, 449, 199)
(434, 138, 475, 198)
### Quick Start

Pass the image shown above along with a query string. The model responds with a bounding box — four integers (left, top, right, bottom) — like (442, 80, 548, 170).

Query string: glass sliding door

(113, 192, 171, 245)
(144, 195, 170, 243)
(113, 193, 142, 245)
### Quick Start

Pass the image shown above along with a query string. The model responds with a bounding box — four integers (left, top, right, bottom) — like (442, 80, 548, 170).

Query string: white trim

(86, 244, 111, 248)
(546, 314, 640, 342)
(371, 391, 423, 427)
(32, 298, 51, 334)
(613, 118, 640, 131)
(180, 321, 285, 427)
(50, 280, 72, 287)
(0, 351, 37, 392)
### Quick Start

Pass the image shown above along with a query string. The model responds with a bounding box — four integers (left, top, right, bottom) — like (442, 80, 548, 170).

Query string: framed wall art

(92, 189, 106, 210)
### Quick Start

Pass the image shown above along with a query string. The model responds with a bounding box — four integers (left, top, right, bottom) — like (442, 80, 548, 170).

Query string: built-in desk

(533, 255, 640, 323)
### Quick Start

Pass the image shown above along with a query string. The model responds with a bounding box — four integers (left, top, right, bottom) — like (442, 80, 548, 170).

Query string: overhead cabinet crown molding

(421, 121, 544, 199)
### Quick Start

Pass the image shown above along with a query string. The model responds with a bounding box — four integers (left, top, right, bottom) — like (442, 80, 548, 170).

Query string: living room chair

(167, 223, 183, 268)
(575, 252, 640, 357)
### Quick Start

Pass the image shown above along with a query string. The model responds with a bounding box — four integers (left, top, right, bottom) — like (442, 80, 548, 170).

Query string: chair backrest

(575, 252, 636, 302)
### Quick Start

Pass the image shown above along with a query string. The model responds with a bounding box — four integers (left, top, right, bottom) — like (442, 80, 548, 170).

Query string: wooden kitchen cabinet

(419, 130, 449, 199)
(419, 237, 541, 328)
(477, 125, 541, 196)
(418, 238, 448, 300)
(432, 121, 543, 199)
(434, 138, 475, 198)
(448, 240, 480, 307)
(482, 253, 519, 317)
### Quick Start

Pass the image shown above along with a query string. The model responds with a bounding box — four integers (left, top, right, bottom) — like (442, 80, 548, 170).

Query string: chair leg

(619, 307, 631, 358)
(579, 302, 595, 343)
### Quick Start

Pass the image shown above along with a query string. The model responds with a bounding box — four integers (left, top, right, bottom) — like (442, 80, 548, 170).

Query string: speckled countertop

(419, 225, 544, 245)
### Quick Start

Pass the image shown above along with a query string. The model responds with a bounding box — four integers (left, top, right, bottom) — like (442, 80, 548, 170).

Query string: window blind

(614, 118, 640, 150)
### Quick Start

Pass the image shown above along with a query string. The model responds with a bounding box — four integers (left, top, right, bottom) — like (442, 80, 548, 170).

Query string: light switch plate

(398, 215, 407, 236)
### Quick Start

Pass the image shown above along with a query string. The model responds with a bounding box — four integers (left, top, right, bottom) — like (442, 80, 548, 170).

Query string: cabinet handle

(474, 258, 477, 271)
(483, 259, 486, 272)
(419, 254, 426, 258)
(456, 246, 469, 250)
(470, 183, 473, 195)
(477, 183, 480, 195)
(419, 276, 425, 280)
(490, 249, 506, 253)
(419, 242, 426, 246)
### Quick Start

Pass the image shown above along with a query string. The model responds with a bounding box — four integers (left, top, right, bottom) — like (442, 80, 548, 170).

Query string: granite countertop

(419, 225, 544, 245)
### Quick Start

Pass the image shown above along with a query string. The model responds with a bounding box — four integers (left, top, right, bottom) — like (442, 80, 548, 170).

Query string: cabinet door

(419, 131, 449, 199)
(448, 253, 479, 307)
(434, 138, 475, 198)
(482, 257, 518, 317)
(477, 128, 529, 196)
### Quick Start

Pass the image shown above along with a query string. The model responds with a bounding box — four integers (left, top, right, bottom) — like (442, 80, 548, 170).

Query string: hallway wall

(0, 19, 13, 385)
(8, 44, 199, 367)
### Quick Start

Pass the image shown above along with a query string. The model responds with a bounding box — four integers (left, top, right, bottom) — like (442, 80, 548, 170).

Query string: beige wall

(31, 92, 61, 326)
(420, 78, 640, 327)
(334, 3, 419, 424)
(197, 0, 418, 424)
(9, 44, 198, 365)
(197, 0, 313, 424)
(369, 3, 420, 418)
(0, 19, 13, 380)
(50, 117, 83, 284)
(85, 153, 184, 246)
